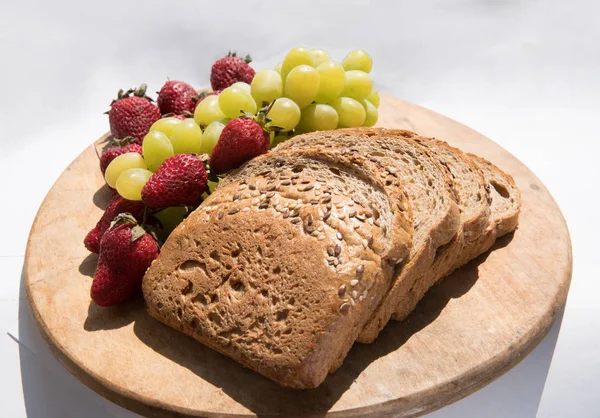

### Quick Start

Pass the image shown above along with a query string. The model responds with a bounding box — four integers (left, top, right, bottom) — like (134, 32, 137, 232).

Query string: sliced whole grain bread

(453, 154, 521, 268)
(142, 150, 413, 388)
(277, 128, 462, 343)
(390, 138, 491, 321)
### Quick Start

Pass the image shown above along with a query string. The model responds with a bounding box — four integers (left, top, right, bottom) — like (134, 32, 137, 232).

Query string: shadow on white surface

(17, 254, 564, 418)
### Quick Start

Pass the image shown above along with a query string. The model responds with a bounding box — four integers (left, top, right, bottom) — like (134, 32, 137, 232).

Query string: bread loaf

(142, 127, 521, 388)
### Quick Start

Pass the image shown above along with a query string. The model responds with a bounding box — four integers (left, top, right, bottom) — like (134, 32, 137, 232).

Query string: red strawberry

(210, 52, 255, 91)
(209, 117, 270, 174)
(141, 154, 208, 209)
(84, 195, 145, 253)
(91, 214, 159, 307)
(157, 80, 197, 115)
(99, 138, 143, 174)
(107, 84, 161, 142)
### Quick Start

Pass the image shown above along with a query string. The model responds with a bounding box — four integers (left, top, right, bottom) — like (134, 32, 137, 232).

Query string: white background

(1, 0, 598, 416)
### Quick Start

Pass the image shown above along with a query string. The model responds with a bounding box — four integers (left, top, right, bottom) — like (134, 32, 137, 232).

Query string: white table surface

(1, 0, 598, 417)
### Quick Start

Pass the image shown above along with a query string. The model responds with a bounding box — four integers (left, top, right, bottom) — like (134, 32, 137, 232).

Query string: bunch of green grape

(264, 47, 380, 144)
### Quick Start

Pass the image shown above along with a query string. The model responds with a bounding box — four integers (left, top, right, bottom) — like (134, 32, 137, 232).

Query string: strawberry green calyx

(111, 136, 138, 147)
(130, 225, 147, 242)
(109, 212, 139, 230)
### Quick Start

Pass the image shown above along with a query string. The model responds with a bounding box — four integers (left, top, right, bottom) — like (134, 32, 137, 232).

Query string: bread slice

(142, 150, 413, 388)
(390, 138, 490, 321)
(277, 128, 461, 343)
(453, 154, 521, 268)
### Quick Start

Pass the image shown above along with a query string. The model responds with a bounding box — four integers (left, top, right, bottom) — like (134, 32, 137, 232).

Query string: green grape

(281, 47, 315, 80)
(208, 180, 219, 193)
(361, 99, 378, 127)
(201, 120, 226, 155)
(341, 70, 372, 101)
(154, 206, 188, 235)
(329, 97, 366, 128)
(342, 49, 373, 73)
(311, 48, 331, 66)
(116, 168, 153, 201)
(271, 132, 292, 148)
(218, 86, 257, 119)
(194, 95, 225, 127)
(149, 117, 182, 138)
(105, 152, 146, 188)
(284, 65, 319, 109)
(274, 62, 283, 74)
(142, 130, 174, 172)
(366, 90, 380, 108)
(170, 118, 202, 154)
(266, 98, 301, 132)
(297, 104, 339, 132)
(230, 82, 251, 94)
(314, 61, 346, 103)
(251, 69, 283, 107)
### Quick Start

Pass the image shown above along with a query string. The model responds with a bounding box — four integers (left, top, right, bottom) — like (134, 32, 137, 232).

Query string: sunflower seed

(217, 210, 224, 220)
(280, 180, 291, 186)
(327, 246, 335, 257)
(333, 258, 339, 266)
(266, 191, 275, 198)
(249, 184, 257, 190)
(334, 244, 341, 256)
(307, 214, 313, 225)
(232, 192, 240, 201)
(228, 208, 239, 215)
(323, 211, 331, 221)
(304, 184, 314, 191)
(301, 179, 310, 184)
(339, 303, 350, 313)
(291, 218, 301, 224)
(258, 203, 268, 210)
(368, 235, 374, 247)
(357, 264, 364, 277)
(338, 285, 346, 297)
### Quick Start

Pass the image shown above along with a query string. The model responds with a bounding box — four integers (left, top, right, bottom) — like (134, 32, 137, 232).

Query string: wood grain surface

(24, 95, 572, 417)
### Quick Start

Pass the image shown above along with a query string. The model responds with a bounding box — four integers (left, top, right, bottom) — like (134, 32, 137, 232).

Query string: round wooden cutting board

(24, 95, 572, 418)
